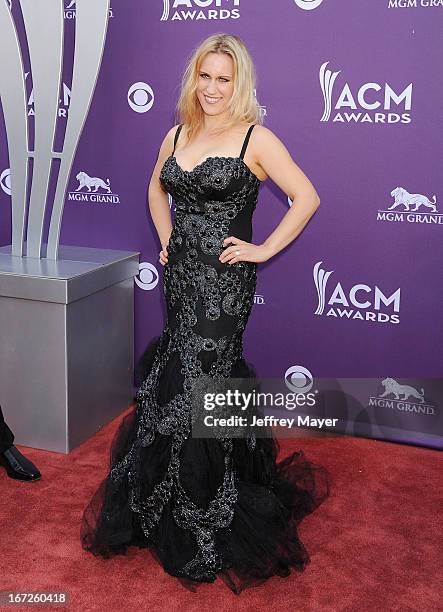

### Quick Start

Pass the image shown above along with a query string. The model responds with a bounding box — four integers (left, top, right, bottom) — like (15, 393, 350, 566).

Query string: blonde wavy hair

(175, 33, 263, 143)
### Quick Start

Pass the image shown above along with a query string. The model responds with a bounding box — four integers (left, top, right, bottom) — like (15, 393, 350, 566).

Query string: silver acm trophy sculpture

(0, 0, 139, 452)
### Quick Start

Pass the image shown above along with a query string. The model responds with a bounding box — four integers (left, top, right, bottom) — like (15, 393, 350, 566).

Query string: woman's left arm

(219, 126, 321, 265)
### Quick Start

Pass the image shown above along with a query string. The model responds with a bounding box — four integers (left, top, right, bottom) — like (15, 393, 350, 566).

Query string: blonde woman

(81, 33, 330, 594)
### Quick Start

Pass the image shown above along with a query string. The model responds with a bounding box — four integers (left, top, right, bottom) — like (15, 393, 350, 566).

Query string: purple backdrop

(1, 0, 442, 448)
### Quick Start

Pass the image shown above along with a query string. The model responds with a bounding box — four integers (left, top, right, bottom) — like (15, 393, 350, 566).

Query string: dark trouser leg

(0, 405, 15, 453)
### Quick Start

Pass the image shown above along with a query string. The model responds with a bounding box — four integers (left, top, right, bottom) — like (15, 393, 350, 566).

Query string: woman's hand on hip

(219, 236, 273, 265)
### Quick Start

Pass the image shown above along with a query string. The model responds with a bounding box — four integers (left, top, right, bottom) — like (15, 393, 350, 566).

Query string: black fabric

(81, 124, 331, 594)
(172, 123, 182, 153)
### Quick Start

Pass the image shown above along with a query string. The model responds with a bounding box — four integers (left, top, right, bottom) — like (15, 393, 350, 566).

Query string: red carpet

(0, 405, 440, 611)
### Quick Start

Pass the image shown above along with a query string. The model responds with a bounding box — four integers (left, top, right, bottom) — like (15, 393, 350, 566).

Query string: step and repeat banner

(0, 0, 441, 449)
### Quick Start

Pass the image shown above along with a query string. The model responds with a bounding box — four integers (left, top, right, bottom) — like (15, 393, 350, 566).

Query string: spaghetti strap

(239, 124, 256, 159)
(172, 124, 183, 154)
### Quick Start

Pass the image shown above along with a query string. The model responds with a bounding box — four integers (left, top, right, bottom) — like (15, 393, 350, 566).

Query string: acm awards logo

(313, 261, 401, 324)
(377, 187, 442, 226)
(319, 61, 413, 124)
(67, 170, 121, 204)
(64, 0, 114, 19)
(24, 71, 71, 119)
(254, 88, 267, 119)
(160, 0, 240, 21)
(388, 0, 443, 8)
(369, 378, 438, 417)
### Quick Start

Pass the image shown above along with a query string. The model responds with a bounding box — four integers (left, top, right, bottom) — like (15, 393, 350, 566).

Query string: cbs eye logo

(293, 0, 324, 9)
(135, 262, 159, 291)
(0, 169, 12, 196)
(127, 82, 154, 113)
(284, 365, 314, 393)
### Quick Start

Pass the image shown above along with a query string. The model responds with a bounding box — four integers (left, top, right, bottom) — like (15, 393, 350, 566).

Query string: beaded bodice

(159, 124, 261, 240)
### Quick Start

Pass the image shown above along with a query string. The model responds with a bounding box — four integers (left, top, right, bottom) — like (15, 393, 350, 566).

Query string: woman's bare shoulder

(250, 125, 287, 154)
(251, 124, 278, 141)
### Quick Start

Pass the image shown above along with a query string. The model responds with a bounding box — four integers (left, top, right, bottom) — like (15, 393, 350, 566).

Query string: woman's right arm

(147, 125, 180, 256)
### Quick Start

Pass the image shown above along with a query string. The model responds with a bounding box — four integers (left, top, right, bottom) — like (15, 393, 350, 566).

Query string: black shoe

(0, 445, 41, 481)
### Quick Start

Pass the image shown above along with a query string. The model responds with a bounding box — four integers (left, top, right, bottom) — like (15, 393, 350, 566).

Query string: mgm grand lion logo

(368, 377, 438, 417)
(379, 378, 425, 403)
(75, 171, 111, 193)
(389, 187, 437, 213)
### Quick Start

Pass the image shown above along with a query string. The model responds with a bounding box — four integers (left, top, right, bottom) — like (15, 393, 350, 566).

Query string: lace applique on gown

(80, 124, 331, 594)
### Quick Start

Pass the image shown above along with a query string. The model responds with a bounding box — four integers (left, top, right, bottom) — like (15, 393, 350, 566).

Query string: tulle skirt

(81, 334, 331, 594)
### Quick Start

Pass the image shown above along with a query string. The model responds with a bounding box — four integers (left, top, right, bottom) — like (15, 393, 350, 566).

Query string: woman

(81, 33, 331, 594)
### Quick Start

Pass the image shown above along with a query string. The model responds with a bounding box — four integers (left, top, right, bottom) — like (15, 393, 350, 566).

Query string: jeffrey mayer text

(204, 415, 339, 429)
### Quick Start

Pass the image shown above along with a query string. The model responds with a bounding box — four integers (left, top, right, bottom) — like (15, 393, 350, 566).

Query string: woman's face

(196, 52, 235, 118)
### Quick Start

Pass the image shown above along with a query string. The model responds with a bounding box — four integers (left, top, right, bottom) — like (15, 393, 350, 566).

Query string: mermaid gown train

(80, 124, 331, 593)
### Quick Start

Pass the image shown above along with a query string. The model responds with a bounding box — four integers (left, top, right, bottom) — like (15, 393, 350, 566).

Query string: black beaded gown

(80, 124, 331, 594)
